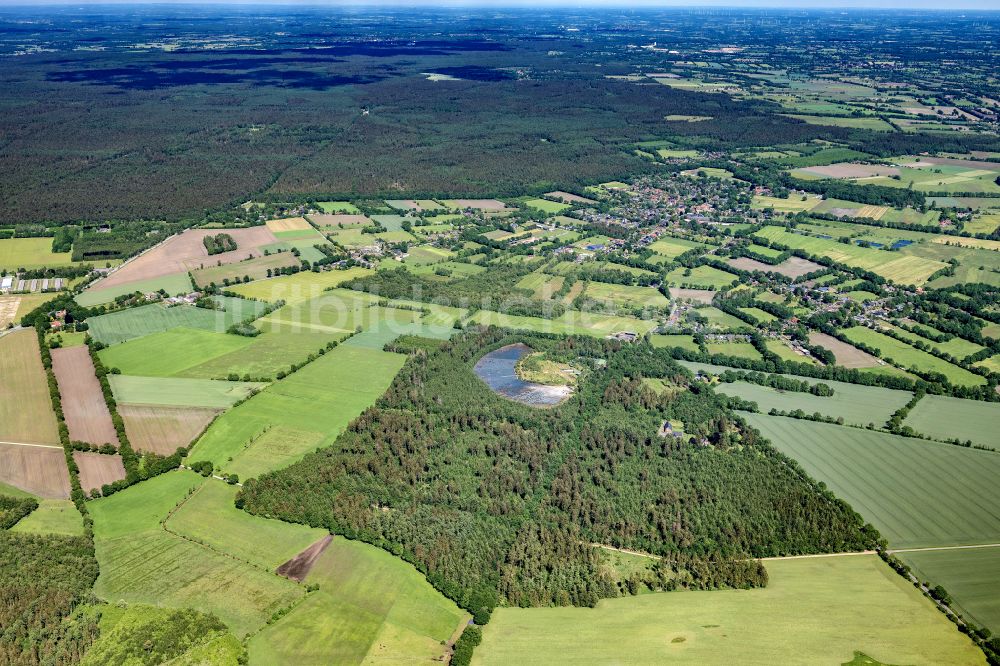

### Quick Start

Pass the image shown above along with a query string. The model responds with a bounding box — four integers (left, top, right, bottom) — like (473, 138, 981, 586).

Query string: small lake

(473, 343, 572, 407)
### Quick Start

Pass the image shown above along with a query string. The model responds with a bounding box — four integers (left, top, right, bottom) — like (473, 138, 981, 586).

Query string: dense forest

(0, 531, 99, 665)
(239, 328, 875, 620)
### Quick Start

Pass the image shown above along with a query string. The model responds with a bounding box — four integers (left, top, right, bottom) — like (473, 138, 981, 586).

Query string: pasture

(87, 296, 269, 345)
(841, 326, 986, 387)
(189, 344, 405, 472)
(9, 499, 83, 536)
(475, 555, 981, 666)
(739, 306, 777, 323)
(648, 236, 705, 259)
(119, 405, 219, 455)
(752, 226, 947, 285)
(522, 198, 571, 214)
(899, 546, 1000, 633)
(0, 293, 50, 327)
(0, 330, 60, 445)
(229, 267, 372, 305)
(903, 394, 1000, 448)
(751, 193, 821, 213)
(695, 306, 747, 330)
(90, 471, 304, 637)
(0, 442, 70, 499)
(584, 281, 670, 309)
(166, 480, 327, 570)
(468, 309, 658, 338)
(190, 252, 300, 288)
(705, 342, 761, 360)
(98, 327, 254, 377)
(664, 264, 738, 289)
(184, 325, 348, 380)
(887, 324, 984, 360)
(764, 339, 819, 364)
(110, 375, 266, 409)
(0, 237, 73, 269)
(650, 334, 700, 351)
(74, 272, 194, 307)
(744, 414, 1000, 549)
(720, 378, 911, 426)
(249, 537, 468, 666)
(51, 345, 118, 446)
(317, 201, 361, 213)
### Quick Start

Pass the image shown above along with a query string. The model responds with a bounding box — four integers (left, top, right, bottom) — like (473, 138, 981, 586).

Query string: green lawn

(841, 326, 986, 387)
(10, 499, 83, 536)
(110, 375, 266, 409)
(522, 198, 571, 214)
(249, 538, 468, 665)
(475, 555, 982, 666)
(899, 546, 1000, 633)
(903, 394, 1000, 448)
(165, 480, 327, 570)
(695, 306, 749, 330)
(718, 379, 911, 426)
(648, 236, 706, 260)
(705, 342, 762, 360)
(744, 414, 1000, 549)
(90, 471, 304, 638)
(650, 334, 700, 351)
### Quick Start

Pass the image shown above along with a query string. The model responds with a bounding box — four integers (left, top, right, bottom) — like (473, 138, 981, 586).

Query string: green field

(98, 327, 254, 377)
(90, 471, 305, 637)
(751, 193, 821, 213)
(650, 334, 700, 351)
(841, 326, 986, 387)
(665, 264, 739, 289)
(739, 306, 778, 323)
(764, 339, 820, 364)
(228, 267, 372, 304)
(584, 281, 670, 309)
(165, 480, 327, 570)
(88, 296, 269, 345)
(886, 325, 984, 360)
(899, 546, 1000, 633)
(190, 252, 300, 288)
(784, 114, 895, 130)
(189, 343, 405, 473)
(744, 414, 1000, 549)
(0, 237, 73, 269)
(110, 375, 266, 409)
(76, 272, 194, 307)
(903, 394, 1000, 448)
(475, 555, 982, 665)
(318, 201, 360, 213)
(522, 198, 571, 214)
(10, 499, 83, 536)
(753, 226, 947, 285)
(249, 538, 469, 665)
(647, 236, 706, 259)
(718, 379, 911, 426)
(695, 306, 749, 330)
(705, 341, 762, 360)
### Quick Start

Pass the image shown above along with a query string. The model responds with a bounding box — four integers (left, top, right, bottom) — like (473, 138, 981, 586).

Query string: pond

(473, 343, 572, 407)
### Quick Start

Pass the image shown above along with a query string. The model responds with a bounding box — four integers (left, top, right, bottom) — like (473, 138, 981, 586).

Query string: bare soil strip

(51, 346, 118, 445)
(276, 534, 334, 582)
(73, 451, 126, 493)
(0, 442, 70, 498)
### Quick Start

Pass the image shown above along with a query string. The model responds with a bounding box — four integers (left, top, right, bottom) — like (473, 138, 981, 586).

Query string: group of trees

(202, 233, 238, 256)
(239, 328, 875, 623)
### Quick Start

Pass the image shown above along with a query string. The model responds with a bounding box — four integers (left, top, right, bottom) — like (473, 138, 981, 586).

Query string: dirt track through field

(0, 442, 70, 498)
(51, 346, 118, 445)
(276, 534, 334, 582)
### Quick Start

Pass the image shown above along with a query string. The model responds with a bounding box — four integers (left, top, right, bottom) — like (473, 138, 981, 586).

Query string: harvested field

(265, 217, 311, 233)
(276, 534, 333, 582)
(0, 442, 70, 499)
(90, 227, 279, 292)
(668, 287, 715, 304)
(73, 452, 126, 493)
(119, 405, 219, 455)
(385, 199, 442, 212)
(51, 346, 118, 446)
(308, 213, 369, 228)
(0, 329, 60, 445)
(441, 198, 507, 211)
(808, 331, 880, 368)
(797, 163, 900, 179)
(543, 191, 596, 205)
(0, 296, 18, 327)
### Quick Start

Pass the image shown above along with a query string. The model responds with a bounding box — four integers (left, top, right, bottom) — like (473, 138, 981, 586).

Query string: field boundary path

(591, 543, 877, 561)
(889, 543, 1000, 554)
(0, 439, 65, 449)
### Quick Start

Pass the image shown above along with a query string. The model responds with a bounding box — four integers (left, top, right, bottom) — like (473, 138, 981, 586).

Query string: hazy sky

(3, 0, 999, 8)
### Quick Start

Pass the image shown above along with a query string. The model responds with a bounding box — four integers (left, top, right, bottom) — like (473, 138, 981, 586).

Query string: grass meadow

(90, 471, 305, 637)
(475, 555, 982, 665)
(0, 237, 73, 269)
(87, 296, 268, 345)
(249, 537, 468, 665)
(745, 414, 1000, 549)
(720, 378, 911, 426)
(98, 327, 254, 377)
(841, 326, 986, 387)
(110, 375, 266, 409)
(10, 499, 84, 536)
(76, 272, 194, 307)
(900, 546, 1000, 634)
(664, 264, 739, 289)
(903, 394, 1000, 448)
